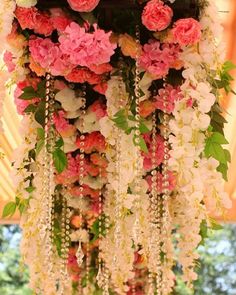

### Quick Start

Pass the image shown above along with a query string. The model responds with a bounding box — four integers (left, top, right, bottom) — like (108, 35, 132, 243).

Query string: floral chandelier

(0, 0, 234, 294)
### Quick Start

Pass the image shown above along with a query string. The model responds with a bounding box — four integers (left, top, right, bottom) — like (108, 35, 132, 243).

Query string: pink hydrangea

(154, 84, 183, 113)
(142, 0, 173, 31)
(139, 40, 181, 79)
(67, 0, 100, 12)
(172, 18, 201, 46)
(59, 22, 116, 68)
(76, 131, 106, 153)
(142, 133, 165, 171)
(15, 7, 54, 36)
(3, 51, 15, 73)
(53, 111, 76, 137)
(29, 37, 73, 75)
(55, 154, 80, 185)
(90, 100, 107, 119)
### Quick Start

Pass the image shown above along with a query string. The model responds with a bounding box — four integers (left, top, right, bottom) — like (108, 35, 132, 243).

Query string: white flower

(70, 229, 89, 243)
(55, 88, 83, 114)
(16, 0, 37, 7)
(75, 109, 100, 133)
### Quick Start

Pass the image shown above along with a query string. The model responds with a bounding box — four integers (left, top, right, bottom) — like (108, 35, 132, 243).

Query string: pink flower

(146, 171, 176, 193)
(76, 131, 106, 154)
(90, 153, 108, 168)
(139, 40, 181, 79)
(52, 15, 72, 32)
(59, 22, 116, 68)
(88, 63, 113, 74)
(90, 100, 107, 119)
(154, 84, 183, 113)
(93, 82, 108, 95)
(29, 37, 73, 75)
(142, 133, 165, 171)
(3, 51, 15, 73)
(67, 0, 100, 12)
(70, 185, 100, 199)
(15, 7, 54, 36)
(172, 18, 201, 46)
(142, 0, 173, 31)
(53, 111, 76, 137)
(65, 68, 102, 84)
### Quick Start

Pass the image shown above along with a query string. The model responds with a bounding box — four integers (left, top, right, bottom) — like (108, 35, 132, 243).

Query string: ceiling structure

(0, 0, 236, 223)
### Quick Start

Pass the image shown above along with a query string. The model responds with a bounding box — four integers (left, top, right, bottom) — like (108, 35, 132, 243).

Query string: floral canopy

(0, 0, 234, 294)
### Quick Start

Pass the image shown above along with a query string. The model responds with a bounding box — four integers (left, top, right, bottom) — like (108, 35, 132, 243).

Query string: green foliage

(90, 215, 106, 243)
(204, 130, 230, 180)
(53, 148, 68, 173)
(213, 61, 236, 95)
(19, 81, 46, 100)
(0, 225, 32, 295)
(112, 109, 150, 153)
(2, 202, 16, 218)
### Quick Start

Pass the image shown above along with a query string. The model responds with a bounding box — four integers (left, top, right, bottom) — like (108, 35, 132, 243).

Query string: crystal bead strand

(75, 86, 87, 290)
(161, 84, 170, 295)
(43, 73, 55, 279)
(103, 190, 110, 295)
(133, 23, 142, 247)
(96, 166, 105, 289)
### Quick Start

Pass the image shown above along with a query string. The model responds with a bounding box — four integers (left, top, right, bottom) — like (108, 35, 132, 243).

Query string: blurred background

(0, 0, 236, 294)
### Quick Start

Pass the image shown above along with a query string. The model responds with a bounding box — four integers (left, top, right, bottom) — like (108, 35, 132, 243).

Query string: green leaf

(210, 220, 223, 231)
(53, 149, 68, 173)
(36, 80, 46, 98)
(55, 137, 64, 149)
(37, 128, 45, 140)
(19, 86, 37, 100)
(2, 202, 16, 218)
(209, 132, 228, 145)
(36, 139, 44, 156)
(133, 136, 148, 153)
(199, 219, 208, 246)
(222, 60, 236, 72)
(224, 149, 231, 163)
(139, 122, 150, 134)
(217, 163, 228, 181)
(205, 142, 227, 164)
(25, 186, 35, 193)
(24, 104, 37, 114)
(34, 102, 45, 127)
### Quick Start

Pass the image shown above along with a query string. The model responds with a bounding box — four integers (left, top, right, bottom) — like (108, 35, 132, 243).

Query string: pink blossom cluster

(142, 0, 173, 32)
(139, 40, 181, 79)
(142, 133, 165, 171)
(154, 84, 183, 113)
(59, 22, 116, 70)
(15, 7, 72, 36)
(67, 0, 100, 12)
(29, 37, 74, 76)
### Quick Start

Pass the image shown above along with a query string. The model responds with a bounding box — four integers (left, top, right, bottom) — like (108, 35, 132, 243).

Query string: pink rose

(172, 18, 201, 46)
(93, 82, 108, 95)
(76, 131, 106, 153)
(90, 100, 107, 119)
(67, 0, 100, 12)
(142, 0, 173, 31)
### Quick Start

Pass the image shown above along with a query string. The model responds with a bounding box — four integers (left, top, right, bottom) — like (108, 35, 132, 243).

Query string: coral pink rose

(67, 0, 100, 12)
(76, 131, 106, 153)
(93, 82, 108, 95)
(65, 68, 102, 84)
(89, 63, 112, 75)
(139, 100, 156, 118)
(90, 100, 107, 119)
(142, 0, 173, 31)
(172, 18, 201, 46)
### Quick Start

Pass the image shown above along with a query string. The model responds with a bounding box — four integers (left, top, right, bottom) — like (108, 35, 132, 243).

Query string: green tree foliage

(0, 225, 31, 295)
(174, 224, 236, 295)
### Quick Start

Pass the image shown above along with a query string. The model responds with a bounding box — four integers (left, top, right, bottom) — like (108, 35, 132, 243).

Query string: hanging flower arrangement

(1, 0, 235, 294)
